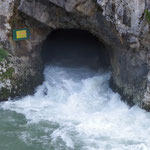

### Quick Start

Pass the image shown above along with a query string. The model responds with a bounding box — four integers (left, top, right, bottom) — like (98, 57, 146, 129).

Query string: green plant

(0, 48, 8, 62)
(145, 9, 150, 23)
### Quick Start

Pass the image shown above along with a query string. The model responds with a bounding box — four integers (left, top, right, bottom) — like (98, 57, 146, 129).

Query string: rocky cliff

(0, 0, 150, 110)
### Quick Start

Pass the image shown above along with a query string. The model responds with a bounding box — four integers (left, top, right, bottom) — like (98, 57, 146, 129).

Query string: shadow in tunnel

(41, 29, 110, 70)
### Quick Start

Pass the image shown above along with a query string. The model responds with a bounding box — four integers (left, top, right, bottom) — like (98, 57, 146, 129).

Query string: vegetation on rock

(0, 87, 10, 100)
(145, 9, 150, 23)
(0, 48, 8, 62)
(0, 67, 14, 80)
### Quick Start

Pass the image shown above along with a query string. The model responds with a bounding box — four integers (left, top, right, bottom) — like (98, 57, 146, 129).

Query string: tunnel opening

(41, 29, 110, 71)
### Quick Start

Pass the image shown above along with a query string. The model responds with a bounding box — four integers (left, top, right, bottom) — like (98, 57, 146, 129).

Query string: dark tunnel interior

(41, 29, 110, 70)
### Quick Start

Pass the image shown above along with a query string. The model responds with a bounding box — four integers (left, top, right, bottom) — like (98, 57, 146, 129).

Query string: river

(0, 62, 150, 150)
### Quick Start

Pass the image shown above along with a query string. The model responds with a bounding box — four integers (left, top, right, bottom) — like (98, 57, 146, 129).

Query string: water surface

(0, 65, 150, 150)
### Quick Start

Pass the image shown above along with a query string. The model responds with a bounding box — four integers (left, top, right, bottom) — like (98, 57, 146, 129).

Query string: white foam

(1, 65, 150, 150)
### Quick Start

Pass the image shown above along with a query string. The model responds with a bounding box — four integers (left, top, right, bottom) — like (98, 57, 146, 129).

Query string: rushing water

(0, 64, 150, 150)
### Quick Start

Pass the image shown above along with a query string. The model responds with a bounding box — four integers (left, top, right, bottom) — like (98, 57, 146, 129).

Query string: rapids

(0, 64, 150, 150)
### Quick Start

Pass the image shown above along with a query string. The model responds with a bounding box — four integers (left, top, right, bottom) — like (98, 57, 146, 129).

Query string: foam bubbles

(1, 65, 150, 150)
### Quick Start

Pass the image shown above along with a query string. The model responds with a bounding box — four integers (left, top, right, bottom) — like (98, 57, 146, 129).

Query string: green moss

(0, 67, 15, 100)
(0, 87, 10, 100)
(0, 48, 8, 62)
(0, 67, 14, 80)
(145, 9, 150, 23)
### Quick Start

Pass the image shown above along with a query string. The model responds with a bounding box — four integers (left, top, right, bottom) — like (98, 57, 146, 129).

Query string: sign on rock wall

(13, 28, 30, 41)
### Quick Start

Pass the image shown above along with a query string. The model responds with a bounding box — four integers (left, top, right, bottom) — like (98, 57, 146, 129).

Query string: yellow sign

(13, 28, 30, 41)
(16, 30, 27, 39)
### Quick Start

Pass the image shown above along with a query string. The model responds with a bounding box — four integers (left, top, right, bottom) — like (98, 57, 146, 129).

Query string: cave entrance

(41, 29, 110, 70)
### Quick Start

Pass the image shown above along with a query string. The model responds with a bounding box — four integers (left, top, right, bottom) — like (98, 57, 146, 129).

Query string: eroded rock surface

(0, 0, 150, 110)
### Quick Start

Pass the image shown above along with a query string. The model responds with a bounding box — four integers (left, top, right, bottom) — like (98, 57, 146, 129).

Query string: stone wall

(0, 0, 51, 100)
(97, 0, 150, 109)
(0, 0, 150, 110)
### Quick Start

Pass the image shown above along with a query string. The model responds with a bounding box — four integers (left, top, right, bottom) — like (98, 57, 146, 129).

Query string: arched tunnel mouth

(41, 29, 110, 71)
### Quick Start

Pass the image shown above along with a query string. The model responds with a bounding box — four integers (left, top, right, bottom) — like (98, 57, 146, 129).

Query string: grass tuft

(145, 9, 150, 23)
(0, 48, 8, 62)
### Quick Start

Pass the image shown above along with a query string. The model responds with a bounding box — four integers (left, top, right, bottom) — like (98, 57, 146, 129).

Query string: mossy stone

(145, 10, 150, 23)
(0, 88, 10, 100)
(0, 67, 15, 80)
(0, 48, 8, 62)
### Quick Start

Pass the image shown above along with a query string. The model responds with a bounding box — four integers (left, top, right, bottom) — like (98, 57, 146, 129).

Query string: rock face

(0, 0, 150, 110)
(0, 0, 51, 100)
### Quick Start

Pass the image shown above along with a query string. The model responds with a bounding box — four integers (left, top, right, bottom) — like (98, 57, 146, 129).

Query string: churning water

(0, 64, 150, 150)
